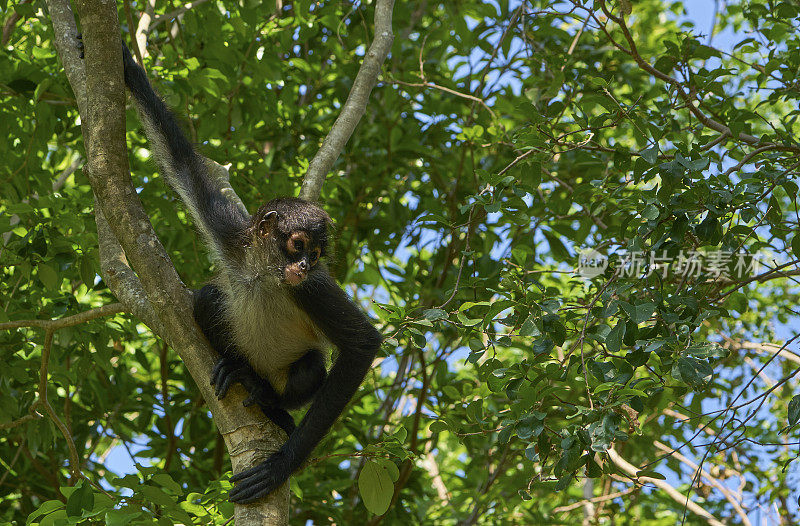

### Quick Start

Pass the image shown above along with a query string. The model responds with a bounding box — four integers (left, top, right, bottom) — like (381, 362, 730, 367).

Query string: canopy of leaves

(1, 0, 799, 524)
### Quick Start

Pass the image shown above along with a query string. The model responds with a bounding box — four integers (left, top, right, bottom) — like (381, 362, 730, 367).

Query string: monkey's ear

(258, 210, 278, 237)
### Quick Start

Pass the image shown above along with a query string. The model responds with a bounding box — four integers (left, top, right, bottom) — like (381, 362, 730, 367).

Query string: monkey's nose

(299, 260, 308, 271)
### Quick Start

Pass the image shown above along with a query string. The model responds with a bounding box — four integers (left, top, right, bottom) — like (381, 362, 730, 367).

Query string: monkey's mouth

(284, 263, 307, 286)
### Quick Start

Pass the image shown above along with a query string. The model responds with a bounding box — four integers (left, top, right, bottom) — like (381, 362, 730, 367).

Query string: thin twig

(150, 0, 211, 30)
(0, 302, 124, 331)
(392, 79, 496, 120)
(0, 303, 125, 479)
(595, 0, 800, 153)
(653, 441, 751, 526)
(1, 0, 29, 46)
(52, 155, 84, 192)
(554, 487, 636, 513)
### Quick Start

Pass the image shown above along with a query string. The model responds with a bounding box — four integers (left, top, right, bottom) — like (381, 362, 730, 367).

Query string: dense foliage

(2, 0, 799, 524)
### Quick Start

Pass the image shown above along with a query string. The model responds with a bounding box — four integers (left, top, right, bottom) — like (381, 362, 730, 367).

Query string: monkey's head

(247, 197, 332, 286)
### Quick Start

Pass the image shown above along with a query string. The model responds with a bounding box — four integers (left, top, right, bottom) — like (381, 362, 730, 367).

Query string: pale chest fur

(224, 278, 327, 392)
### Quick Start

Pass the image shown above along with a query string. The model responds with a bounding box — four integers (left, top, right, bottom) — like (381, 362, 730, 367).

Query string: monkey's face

(249, 200, 330, 286)
(281, 230, 323, 285)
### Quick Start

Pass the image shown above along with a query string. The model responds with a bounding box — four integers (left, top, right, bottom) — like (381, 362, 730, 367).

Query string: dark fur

(119, 41, 382, 504)
(252, 198, 332, 254)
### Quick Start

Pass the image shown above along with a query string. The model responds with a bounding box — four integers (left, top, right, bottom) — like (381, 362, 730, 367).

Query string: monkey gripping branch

(44, 0, 394, 523)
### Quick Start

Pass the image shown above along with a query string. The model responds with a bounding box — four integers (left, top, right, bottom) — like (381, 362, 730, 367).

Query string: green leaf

(359, 459, 395, 515)
(466, 400, 483, 422)
(289, 477, 303, 499)
(105, 509, 141, 526)
(137, 484, 175, 507)
(516, 414, 544, 439)
(555, 473, 573, 491)
(641, 204, 659, 220)
(532, 337, 555, 356)
(442, 385, 460, 399)
(429, 420, 448, 433)
(792, 236, 800, 260)
(672, 357, 713, 388)
(788, 395, 800, 426)
(636, 469, 666, 480)
(37, 263, 60, 290)
(606, 322, 625, 353)
(422, 308, 447, 321)
(26, 500, 63, 525)
(542, 314, 566, 346)
(621, 302, 656, 324)
(543, 230, 571, 260)
(374, 458, 400, 482)
(726, 292, 748, 314)
(695, 215, 719, 242)
(640, 146, 658, 164)
(38, 509, 68, 526)
(151, 473, 182, 495)
(456, 312, 482, 326)
(65, 480, 93, 517)
(519, 314, 541, 337)
(80, 255, 96, 287)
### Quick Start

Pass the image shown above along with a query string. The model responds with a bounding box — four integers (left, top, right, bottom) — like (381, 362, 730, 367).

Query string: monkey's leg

(278, 350, 327, 409)
(194, 285, 294, 434)
(195, 285, 263, 400)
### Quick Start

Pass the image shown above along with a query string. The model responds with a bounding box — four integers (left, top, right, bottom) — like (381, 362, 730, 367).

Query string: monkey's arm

(227, 271, 382, 503)
(121, 44, 249, 260)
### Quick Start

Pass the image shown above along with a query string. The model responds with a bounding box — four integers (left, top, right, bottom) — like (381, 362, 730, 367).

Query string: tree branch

(653, 441, 751, 526)
(722, 337, 800, 365)
(0, 304, 124, 479)
(553, 487, 637, 513)
(299, 0, 395, 201)
(94, 199, 163, 333)
(2, 0, 29, 46)
(45, 0, 288, 523)
(134, 0, 156, 59)
(595, 1, 800, 153)
(0, 302, 124, 332)
(607, 448, 725, 526)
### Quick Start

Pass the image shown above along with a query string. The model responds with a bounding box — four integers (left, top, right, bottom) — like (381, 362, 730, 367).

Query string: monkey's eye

(286, 232, 311, 255)
(310, 248, 321, 264)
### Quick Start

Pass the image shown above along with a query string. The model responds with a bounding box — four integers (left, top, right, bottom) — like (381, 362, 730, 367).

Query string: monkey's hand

(228, 448, 294, 503)
(210, 356, 296, 436)
(210, 355, 279, 407)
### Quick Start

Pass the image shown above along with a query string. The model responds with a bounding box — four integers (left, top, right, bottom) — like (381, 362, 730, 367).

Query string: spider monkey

(112, 39, 382, 503)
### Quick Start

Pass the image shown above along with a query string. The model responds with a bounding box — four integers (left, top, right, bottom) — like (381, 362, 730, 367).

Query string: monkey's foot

(229, 449, 293, 503)
(210, 355, 277, 406)
(210, 356, 294, 435)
